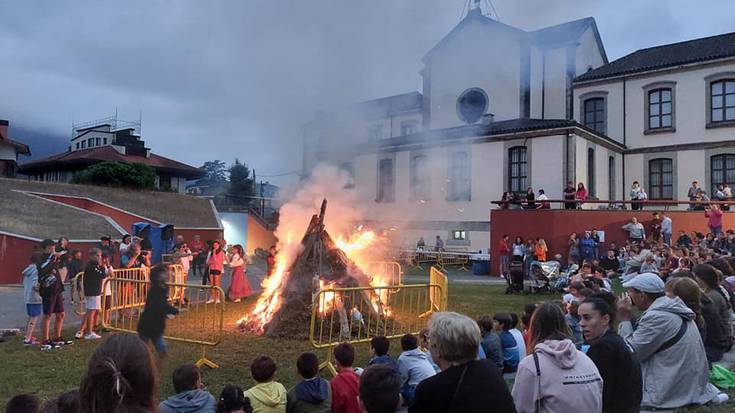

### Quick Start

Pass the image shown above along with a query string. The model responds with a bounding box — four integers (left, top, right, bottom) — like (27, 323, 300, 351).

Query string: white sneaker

(215, 299, 221, 304)
(75, 331, 84, 339)
(712, 393, 730, 405)
(233, 299, 241, 303)
(84, 333, 101, 340)
(206, 299, 215, 304)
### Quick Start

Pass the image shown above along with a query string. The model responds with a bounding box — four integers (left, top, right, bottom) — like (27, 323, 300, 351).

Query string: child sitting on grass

(286, 352, 331, 413)
(367, 336, 397, 370)
(245, 356, 287, 413)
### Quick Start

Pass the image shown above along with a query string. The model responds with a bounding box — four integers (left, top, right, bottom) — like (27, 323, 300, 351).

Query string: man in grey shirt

(622, 217, 646, 242)
(661, 213, 673, 245)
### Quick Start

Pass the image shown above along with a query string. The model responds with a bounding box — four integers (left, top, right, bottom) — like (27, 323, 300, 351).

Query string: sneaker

(54, 337, 73, 346)
(206, 299, 215, 304)
(84, 333, 101, 340)
(74, 331, 84, 339)
(712, 393, 730, 405)
(23, 338, 39, 346)
(42, 340, 60, 350)
(215, 299, 221, 304)
(233, 299, 241, 303)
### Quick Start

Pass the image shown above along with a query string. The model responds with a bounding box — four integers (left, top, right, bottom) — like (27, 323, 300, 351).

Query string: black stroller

(505, 256, 525, 294)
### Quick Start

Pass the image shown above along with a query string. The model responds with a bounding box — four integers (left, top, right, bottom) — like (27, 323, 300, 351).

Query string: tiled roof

(575, 31, 735, 82)
(18, 146, 202, 178)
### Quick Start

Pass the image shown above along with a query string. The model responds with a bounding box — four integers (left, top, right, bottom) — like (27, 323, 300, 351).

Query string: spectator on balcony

(536, 189, 550, 209)
(563, 181, 576, 210)
(500, 191, 512, 209)
(688, 181, 701, 203)
(575, 183, 588, 208)
(629, 181, 643, 211)
(622, 217, 646, 244)
(434, 236, 444, 252)
(524, 187, 536, 209)
(416, 237, 425, 251)
(705, 204, 724, 237)
(723, 183, 732, 211)
(694, 190, 710, 211)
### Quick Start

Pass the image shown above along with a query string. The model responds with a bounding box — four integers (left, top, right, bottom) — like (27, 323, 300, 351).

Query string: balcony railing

(492, 199, 734, 211)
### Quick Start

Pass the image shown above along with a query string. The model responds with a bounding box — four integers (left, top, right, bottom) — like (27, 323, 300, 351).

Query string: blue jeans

(663, 232, 672, 245)
(401, 383, 416, 406)
(711, 226, 722, 237)
(140, 334, 168, 354)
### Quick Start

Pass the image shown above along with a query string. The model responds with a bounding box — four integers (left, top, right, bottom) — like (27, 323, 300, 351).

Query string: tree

(199, 160, 228, 184)
(72, 162, 156, 189)
(228, 159, 254, 203)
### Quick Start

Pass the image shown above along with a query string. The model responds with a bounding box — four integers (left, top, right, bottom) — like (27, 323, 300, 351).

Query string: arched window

(508, 146, 527, 193)
(447, 151, 471, 201)
(711, 154, 735, 195)
(410, 154, 430, 200)
(583, 98, 606, 133)
(649, 158, 673, 200)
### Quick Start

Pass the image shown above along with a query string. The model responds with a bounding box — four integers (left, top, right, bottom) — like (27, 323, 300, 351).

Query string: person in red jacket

(330, 342, 361, 413)
(498, 235, 510, 277)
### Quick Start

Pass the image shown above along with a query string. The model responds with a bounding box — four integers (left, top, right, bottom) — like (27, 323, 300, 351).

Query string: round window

(456, 88, 488, 124)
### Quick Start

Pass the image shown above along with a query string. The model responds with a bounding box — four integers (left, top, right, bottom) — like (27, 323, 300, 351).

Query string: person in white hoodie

(511, 302, 603, 413)
(22, 253, 43, 346)
(397, 333, 437, 406)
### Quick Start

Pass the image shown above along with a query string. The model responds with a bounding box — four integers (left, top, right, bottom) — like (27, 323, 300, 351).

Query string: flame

(240, 223, 394, 334)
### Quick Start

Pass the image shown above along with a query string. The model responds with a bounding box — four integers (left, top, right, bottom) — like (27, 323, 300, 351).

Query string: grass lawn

(1, 281, 733, 412)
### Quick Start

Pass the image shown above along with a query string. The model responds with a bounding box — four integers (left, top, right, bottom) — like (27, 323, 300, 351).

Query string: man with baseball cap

(616, 273, 724, 410)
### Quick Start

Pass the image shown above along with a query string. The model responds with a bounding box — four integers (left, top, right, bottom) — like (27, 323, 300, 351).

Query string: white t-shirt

(510, 328, 527, 359)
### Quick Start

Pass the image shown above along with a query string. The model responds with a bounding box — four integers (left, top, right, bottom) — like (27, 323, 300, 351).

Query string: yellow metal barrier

(403, 250, 439, 270)
(309, 282, 444, 375)
(71, 272, 85, 316)
(365, 261, 403, 286)
(429, 266, 448, 312)
(101, 277, 224, 369)
(437, 252, 470, 272)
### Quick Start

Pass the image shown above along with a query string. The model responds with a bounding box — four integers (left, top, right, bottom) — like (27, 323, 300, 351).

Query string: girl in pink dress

(227, 244, 252, 302)
(206, 240, 225, 303)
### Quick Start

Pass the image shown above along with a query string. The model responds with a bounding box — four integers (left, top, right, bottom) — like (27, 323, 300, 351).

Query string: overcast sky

(1, 0, 733, 186)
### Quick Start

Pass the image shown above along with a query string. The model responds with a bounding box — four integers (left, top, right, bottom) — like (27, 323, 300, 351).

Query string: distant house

(0, 119, 31, 178)
(17, 121, 202, 193)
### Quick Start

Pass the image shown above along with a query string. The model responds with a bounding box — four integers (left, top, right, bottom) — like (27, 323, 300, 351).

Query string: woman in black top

(138, 265, 178, 358)
(578, 291, 642, 413)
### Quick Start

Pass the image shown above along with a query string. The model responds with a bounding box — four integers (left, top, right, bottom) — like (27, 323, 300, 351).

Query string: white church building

(301, 7, 735, 251)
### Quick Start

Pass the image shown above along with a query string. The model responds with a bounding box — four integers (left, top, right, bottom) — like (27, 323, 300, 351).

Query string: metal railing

(429, 266, 448, 312)
(493, 199, 735, 211)
(365, 261, 403, 286)
(101, 277, 224, 368)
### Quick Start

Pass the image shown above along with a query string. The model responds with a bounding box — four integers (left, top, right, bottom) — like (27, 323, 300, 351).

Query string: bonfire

(238, 199, 389, 338)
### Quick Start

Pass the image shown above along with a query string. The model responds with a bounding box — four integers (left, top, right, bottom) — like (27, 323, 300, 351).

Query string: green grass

(1, 282, 733, 412)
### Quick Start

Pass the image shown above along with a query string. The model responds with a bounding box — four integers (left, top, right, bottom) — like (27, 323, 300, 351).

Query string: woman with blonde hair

(534, 239, 548, 262)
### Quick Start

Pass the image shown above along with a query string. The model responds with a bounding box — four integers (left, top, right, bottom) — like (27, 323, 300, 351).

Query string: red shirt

(499, 240, 510, 255)
(331, 369, 361, 413)
(706, 209, 723, 228)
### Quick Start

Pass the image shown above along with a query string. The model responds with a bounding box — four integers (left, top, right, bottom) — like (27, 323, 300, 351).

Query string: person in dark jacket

(409, 312, 516, 413)
(579, 292, 642, 413)
(286, 352, 331, 413)
(138, 265, 179, 357)
(76, 248, 107, 340)
(367, 336, 398, 371)
(159, 363, 217, 413)
(477, 315, 503, 373)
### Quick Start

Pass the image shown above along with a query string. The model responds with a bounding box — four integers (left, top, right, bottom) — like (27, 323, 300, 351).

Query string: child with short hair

(22, 253, 43, 346)
(286, 352, 331, 413)
(330, 342, 361, 413)
(367, 336, 397, 370)
(76, 248, 106, 340)
(493, 313, 520, 373)
(245, 356, 287, 413)
(5, 394, 40, 413)
(137, 265, 179, 358)
(358, 365, 401, 413)
(397, 334, 436, 406)
(159, 363, 217, 413)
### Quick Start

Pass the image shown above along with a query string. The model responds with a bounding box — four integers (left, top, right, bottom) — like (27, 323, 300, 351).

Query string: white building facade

(302, 8, 734, 251)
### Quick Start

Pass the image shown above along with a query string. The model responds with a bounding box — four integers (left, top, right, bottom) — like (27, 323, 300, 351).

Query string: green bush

(72, 161, 157, 189)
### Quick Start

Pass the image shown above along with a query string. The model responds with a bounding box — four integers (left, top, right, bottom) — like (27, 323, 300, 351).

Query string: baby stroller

(552, 263, 578, 292)
(506, 257, 525, 294)
(528, 261, 560, 294)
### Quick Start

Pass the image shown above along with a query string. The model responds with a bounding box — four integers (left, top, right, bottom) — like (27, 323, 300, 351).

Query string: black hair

(122, 234, 132, 243)
(56, 389, 80, 413)
(333, 342, 355, 367)
(582, 290, 617, 326)
(216, 385, 253, 413)
(477, 315, 494, 334)
(296, 352, 319, 379)
(359, 365, 400, 413)
(400, 334, 418, 351)
(492, 313, 512, 331)
(370, 336, 390, 356)
(172, 363, 200, 394)
(509, 313, 519, 328)
(250, 356, 276, 383)
(5, 394, 40, 413)
(694, 264, 721, 290)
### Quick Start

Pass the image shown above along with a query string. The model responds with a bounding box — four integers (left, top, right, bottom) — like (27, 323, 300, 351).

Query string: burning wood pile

(239, 199, 389, 338)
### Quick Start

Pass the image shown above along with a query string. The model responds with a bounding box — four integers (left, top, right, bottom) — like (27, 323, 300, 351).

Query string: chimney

(0, 120, 8, 140)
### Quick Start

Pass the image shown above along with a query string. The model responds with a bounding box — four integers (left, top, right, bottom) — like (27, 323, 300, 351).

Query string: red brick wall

(489, 209, 735, 275)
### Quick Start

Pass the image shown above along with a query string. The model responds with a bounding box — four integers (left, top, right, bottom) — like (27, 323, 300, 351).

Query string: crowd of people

(20, 234, 275, 352)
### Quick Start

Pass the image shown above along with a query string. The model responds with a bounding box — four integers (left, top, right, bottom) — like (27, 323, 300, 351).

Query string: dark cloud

(0, 0, 731, 185)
